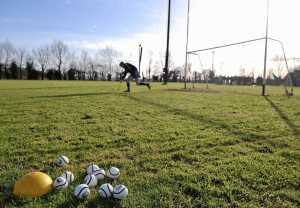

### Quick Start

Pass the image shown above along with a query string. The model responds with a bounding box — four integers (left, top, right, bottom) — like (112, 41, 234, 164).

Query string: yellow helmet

(13, 171, 53, 198)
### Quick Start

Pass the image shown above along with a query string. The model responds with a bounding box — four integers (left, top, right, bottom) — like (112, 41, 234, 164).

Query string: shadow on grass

(30, 88, 157, 99)
(126, 95, 269, 143)
(164, 88, 221, 94)
(0, 86, 73, 91)
(264, 96, 300, 136)
(31, 92, 121, 99)
(163, 88, 260, 97)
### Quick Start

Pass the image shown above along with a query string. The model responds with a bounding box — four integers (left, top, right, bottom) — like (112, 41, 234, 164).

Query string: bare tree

(33, 45, 50, 80)
(159, 51, 174, 81)
(248, 68, 255, 79)
(202, 69, 210, 85)
(65, 51, 80, 80)
(2, 41, 15, 79)
(187, 63, 192, 81)
(97, 46, 121, 78)
(148, 51, 153, 80)
(272, 54, 284, 78)
(174, 66, 184, 81)
(87, 56, 98, 80)
(51, 40, 68, 80)
(68, 51, 79, 69)
(153, 61, 162, 76)
(79, 50, 90, 79)
(16, 48, 26, 79)
(159, 52, 164, 71)
(0, 42, 4, 79)
(168, 53, 175, 71)
(239, 66, 246, 77)
(267, 68, 274, 79)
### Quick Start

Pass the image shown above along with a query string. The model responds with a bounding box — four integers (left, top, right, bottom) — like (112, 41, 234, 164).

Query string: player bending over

(119, 61, 151, 92)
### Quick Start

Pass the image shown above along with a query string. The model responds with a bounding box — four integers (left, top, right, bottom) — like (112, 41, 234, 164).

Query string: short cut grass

(0, 81, 299, 207)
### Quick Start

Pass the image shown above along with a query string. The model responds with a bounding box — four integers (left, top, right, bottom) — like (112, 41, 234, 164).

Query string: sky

(1, 0, 300, 76)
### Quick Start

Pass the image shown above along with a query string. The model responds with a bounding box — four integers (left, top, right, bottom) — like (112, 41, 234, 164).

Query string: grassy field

(0, 81, 300, 208)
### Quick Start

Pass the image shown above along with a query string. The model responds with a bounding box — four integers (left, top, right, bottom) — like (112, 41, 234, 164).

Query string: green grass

(0, 81, 300, 208)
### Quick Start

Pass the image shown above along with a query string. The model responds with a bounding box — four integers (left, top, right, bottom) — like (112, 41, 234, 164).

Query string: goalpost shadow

(264, 96, 300, 137)
(126, 95, 272, 144)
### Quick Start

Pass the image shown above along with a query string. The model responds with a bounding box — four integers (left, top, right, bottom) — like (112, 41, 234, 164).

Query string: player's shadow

(31, 92, 120, 99)
(0, 86, 72, 91)
(30, 90, 152, 99)
(264, 96, 300, 136)
(126, 95, 270, 143)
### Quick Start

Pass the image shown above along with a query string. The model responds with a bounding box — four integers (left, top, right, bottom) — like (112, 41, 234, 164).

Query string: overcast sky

(1, 0, 300, 76)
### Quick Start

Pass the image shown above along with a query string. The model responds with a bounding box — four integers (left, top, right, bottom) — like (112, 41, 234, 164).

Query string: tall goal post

(269, 38, 295, 94)
(262, 0, 270, 96)
(184, 0, 191, 89)
(187, 37, 293, 95)
(163, 0, 171, 85)
(184, 0, 277, 96)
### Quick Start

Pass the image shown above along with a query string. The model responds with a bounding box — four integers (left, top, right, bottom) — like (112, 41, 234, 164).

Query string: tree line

(0, 40, 189, 82)
(0, 40, 123, 81)
(1, 39, 299, 86)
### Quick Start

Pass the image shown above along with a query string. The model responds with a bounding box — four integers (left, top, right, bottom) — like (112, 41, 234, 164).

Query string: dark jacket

(121, 63, 139, 79)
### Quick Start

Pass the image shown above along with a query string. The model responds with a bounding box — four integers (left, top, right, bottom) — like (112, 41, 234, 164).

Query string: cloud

(66, 31, 168, 66)
(67, 40, 108, 50)
(66, 0, 300, 76)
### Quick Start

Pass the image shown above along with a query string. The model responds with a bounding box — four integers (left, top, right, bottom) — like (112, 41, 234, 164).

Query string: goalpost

(186, 37, 294, 95)
(268, 38, 294, 96)
(183, 0, 295, 96)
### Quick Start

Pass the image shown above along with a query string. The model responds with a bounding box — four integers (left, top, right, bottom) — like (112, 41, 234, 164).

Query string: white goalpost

(183, 0, 295, 96)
